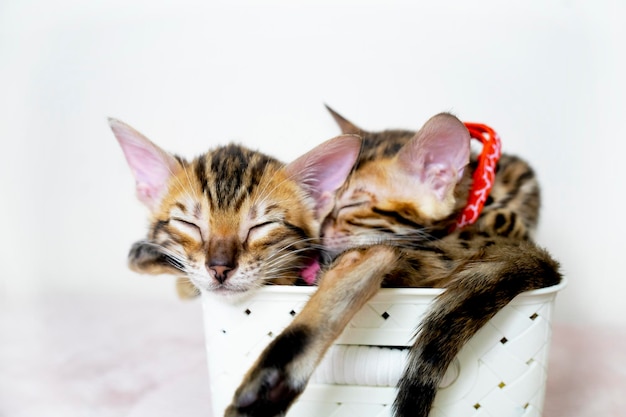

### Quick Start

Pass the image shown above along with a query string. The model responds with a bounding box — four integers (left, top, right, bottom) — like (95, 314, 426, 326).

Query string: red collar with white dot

(454, 122, 502, 231)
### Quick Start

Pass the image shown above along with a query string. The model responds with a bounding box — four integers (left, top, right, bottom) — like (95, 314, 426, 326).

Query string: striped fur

(226, 109, 561, 417)
(110, 119, 360, 297)
(128, 145, 317, 295)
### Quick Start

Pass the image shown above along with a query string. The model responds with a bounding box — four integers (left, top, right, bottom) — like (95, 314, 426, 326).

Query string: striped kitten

(109, 118, 361, 297)
(226, 109, 562, 417)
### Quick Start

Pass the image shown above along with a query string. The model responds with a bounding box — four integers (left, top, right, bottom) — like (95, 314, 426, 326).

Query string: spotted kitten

(226, 109, 562, 417)
(109, 118, 361, 298)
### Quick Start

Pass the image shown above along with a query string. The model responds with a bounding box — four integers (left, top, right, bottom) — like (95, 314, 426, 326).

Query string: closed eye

(334, 201, 368, 218)
(170, 218, 202, 240)
(371, 208, 425, 230)
(246, 221, 277, 243)
(336, 201, 367, 215)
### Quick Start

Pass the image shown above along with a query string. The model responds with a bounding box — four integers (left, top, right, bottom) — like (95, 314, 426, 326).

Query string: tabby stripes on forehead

(357, 130, 415, 165)
(210, 145, 246, 210)
(247, 152, 268, 179)
(193, 145, 279, 211)
(195, 157, 209, 196)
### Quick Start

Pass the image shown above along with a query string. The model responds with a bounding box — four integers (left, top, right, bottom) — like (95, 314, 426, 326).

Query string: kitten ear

(284, 134, 361, 218)
(397, 113, 470, 201)
(109, 118, 182, 210)
(325, 104, 364, 135)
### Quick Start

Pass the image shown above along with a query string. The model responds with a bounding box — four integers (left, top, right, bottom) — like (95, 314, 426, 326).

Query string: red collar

(453, 122, 502, 231)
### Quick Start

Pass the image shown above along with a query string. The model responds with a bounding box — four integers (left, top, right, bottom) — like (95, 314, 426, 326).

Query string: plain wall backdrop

(1, 0, 624, 325)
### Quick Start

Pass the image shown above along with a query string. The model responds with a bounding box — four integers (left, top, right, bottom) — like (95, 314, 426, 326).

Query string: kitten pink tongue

(300, 258, 321, 285)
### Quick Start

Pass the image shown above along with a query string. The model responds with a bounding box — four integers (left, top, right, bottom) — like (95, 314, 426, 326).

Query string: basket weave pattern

(203, 283, 563, 417)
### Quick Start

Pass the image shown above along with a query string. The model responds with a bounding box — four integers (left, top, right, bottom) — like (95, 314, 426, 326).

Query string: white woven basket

(202, 280, 565, 417)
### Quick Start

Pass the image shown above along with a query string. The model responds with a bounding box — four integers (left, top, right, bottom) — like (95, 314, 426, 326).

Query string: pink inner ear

(312, 146, 360, 194)
(284, 134, 361, 204)
(109, 118, 180, 208)
(397, 113, 470, 199)
(425, 163, 459, 200)
(120, 140, 174, 190)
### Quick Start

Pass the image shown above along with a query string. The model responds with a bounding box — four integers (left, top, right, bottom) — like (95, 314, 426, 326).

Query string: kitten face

(131, 148, 320, 295)
(321, 111, 471, 256)
(322, 157, 440, 255)
(110, 119, 360, 296)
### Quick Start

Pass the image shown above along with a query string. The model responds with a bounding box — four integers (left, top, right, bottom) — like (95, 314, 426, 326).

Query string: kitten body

(226, 109, 561, 417)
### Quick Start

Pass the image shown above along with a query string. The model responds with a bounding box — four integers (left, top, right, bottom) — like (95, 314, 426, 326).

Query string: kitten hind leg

(225, 245, 399, 417)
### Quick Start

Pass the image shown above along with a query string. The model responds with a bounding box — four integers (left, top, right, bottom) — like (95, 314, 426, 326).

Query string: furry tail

(393, 242, 561, 417)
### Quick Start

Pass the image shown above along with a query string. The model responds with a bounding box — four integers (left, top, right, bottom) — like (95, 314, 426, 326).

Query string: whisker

(140, 241, 194, 273)
(250, 156, 327, 212)
(251, 171, 302, 212)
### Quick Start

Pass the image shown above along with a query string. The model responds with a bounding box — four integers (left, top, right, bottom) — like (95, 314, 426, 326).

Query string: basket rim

(237, 277, 567, 298)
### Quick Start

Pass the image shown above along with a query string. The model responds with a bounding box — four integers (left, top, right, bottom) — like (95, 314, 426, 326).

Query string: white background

(1, 0, 624, 325)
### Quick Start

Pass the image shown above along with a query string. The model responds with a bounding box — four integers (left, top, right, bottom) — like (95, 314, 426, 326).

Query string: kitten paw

(225, 324, 315, 416)
(225, 367, 302, 417)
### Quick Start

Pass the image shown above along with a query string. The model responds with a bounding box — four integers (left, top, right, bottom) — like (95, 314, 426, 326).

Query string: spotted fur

(226, 108, 561, 417)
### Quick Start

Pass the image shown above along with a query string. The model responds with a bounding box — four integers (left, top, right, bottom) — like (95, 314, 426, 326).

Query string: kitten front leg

(225, 245, 399, 417)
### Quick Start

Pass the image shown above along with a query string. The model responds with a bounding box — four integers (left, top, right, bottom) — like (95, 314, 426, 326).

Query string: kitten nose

(207, 236, 240, 284)
(208, 263, 235, 284)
